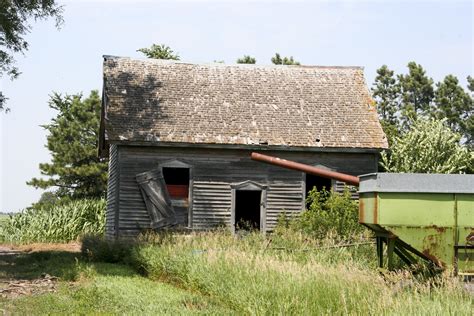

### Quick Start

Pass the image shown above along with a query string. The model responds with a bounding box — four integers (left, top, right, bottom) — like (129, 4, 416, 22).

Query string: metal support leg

(376, 237, 384, 268)
(387, 237, 396, 270)
(394, 240, 417, 266)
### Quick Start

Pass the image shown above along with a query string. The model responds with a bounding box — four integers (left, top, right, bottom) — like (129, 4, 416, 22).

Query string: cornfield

(0, 199, 105, 243)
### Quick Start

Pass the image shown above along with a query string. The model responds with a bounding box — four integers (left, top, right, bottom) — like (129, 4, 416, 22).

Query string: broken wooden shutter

(136, 169, 177, 229)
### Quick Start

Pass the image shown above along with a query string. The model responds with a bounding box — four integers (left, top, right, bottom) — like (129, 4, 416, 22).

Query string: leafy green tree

(28, 91, 108, 199)
(433, 75, 473, 144)
(271, 53, 300, 65)
(236, 55, 256, 64)
(380, 119, 473, 173)
(1, 0, 63, 111)
(397, 62, 434, 128)
(137, 43, 180, 60)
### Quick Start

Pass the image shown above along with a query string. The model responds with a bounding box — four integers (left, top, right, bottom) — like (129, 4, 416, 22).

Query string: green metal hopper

(359, 173, 474, 275)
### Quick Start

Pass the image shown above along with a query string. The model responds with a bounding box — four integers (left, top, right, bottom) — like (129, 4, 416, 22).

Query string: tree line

(372, 63, 473, 146)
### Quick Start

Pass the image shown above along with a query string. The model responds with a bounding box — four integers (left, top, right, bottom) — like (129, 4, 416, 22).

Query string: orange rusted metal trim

(250, 152, 360, 186)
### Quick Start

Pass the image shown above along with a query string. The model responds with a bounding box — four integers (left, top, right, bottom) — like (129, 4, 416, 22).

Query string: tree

(1, 0, 63, 111)
(465, 76, 474, 146)
(30, 191, 61, 210)
(28, 91, 108, 199)
(371, 65, 401, 144)
(236, 55, 256, 64)
(372, 65, 400, 124)
(468, 76, 474, 92)
(137, 44, 180, 60)
(380, 119, 473, 174)
(433, 75, 473, 144)
(271, 53, 300, 65)
(397, 62, 434, 127)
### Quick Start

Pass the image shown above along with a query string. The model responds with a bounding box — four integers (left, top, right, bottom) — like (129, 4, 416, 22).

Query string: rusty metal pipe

(251, 152, 360, 186)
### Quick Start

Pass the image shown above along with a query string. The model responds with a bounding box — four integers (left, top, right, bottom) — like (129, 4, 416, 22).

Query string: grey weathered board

(105, 144, 119, 239)
(107, 145, 378, 238)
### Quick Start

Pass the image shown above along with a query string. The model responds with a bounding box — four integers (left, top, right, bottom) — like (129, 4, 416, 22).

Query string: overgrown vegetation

(0, 199, 105, 243)
(2, 210, 471, 314)
(77, 231, 472, 315)
(277, 187, 366, 241)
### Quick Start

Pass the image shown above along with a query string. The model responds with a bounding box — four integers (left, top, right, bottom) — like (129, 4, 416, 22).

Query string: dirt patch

(0, 243, 81, 299)
(0, 246, 22, 256)
(0, 274, 58, 299)
(10, 242, 81, 253)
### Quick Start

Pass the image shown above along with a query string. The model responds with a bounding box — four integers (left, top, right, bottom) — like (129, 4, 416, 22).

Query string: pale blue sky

(1, 0, 472, 212)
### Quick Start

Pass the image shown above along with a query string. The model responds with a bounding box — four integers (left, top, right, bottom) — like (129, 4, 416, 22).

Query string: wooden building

(99, 56, 388, 239)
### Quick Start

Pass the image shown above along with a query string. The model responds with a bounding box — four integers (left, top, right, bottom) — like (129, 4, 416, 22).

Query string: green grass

(1, 231, 472, 315)
(130, 230, 472, 315)
(0, 250, 231, 314)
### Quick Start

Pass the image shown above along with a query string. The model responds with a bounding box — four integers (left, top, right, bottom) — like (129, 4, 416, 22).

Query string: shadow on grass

(0, 251, 137, 282)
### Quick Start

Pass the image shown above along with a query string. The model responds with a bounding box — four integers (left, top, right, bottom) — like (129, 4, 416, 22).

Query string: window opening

(305, 174, 331, 206)
(162, 167, 190, 199)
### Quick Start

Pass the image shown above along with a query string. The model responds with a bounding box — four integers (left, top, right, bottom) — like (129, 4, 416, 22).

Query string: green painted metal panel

(388, 226, 454, 267)
(457, 194, 474, 227)
(378, 193, 454, 227)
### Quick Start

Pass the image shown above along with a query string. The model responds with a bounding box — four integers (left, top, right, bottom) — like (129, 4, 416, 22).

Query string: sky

(0, 0, 472, 213)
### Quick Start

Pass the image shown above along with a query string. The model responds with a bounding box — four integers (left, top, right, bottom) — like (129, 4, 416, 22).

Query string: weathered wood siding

(334, 181, 359, 199)
(111, 145, 378, 237)
(193, 181, 231, 229)
(267, 181, 304, 229)
(105, 144, 119, 239)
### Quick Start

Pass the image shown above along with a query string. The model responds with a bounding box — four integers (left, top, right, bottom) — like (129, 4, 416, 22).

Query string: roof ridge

(102, 55, 364, 70)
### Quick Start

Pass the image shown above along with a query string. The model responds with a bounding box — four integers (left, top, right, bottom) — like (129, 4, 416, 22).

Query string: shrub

(0, 199, 105, 243)
(81, 234, 133, 264)
(286, 188, 365, 241)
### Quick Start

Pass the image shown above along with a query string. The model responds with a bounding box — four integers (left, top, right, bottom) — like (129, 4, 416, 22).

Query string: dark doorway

(235, 190, 261, 230)
(305, 174, 332, 197)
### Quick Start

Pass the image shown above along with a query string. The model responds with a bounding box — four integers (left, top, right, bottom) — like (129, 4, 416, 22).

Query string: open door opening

(235, 190, 261, 230)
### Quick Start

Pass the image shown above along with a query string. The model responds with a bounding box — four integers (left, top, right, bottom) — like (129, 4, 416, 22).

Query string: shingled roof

(100, 56, 388, 155)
